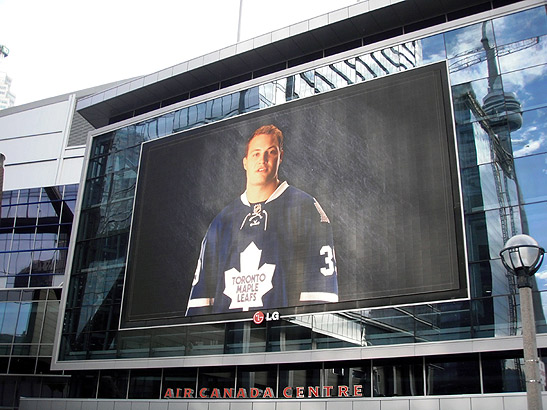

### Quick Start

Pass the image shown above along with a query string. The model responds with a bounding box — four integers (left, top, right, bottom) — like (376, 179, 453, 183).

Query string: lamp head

(500, 234, 545, 279)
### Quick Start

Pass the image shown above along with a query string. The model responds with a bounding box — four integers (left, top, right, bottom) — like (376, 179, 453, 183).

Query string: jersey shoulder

(282, 186, 331, 223)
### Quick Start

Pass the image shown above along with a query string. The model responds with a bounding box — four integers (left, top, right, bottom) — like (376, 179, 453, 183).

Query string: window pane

(11, 233, 33, 252)
(498, 34, 547, 75)
(237, 365, 277, 396)
(67, 371, 99, 399)
(514, 153, 547, 204)
(461, 164, 519, 213)
(33, 233, 57, 250)
(426, 354, 480, 394)
(198, 367, 235, 392)
(419, 33, 446, 65)
(323, 360, 371, 397)
(492, 6, 547, 47)
(510, 107, 547, 158)
(8, 252, 32, 275)
(465, 206, 524, 263)
(186, 324, 225, 356)
(98, 369, 129, 398)
(279, 363, 321, 397)
(373, 357, 423, 397)
(446, 22, 494, 85)
(225, 322, 266, 354)
(267, 321, 312, 352)
(482, 351, 525, 393)
(162, 368, 196, 397)
(502, 64, 547, 112)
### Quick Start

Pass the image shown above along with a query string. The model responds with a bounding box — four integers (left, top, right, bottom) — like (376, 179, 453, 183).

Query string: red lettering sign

(263, 387, 274, 398)
(308, 386, 320, 397)
(283, 387, 292, 398)
(338, 385, 349, 397)
(354, 385, 363, 397)
(164, 388, 174, 399)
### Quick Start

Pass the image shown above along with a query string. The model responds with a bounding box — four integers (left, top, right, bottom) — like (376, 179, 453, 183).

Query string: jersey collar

(240, 181, 289, 207)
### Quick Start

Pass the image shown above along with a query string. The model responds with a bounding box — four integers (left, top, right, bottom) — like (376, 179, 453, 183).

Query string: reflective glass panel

(237, 365, 277, 396)
(279, 363, 321, 397)
(162, 368, 197, 397)
(150, 328, 187, 357)
(492, 6, 547, 47)
(446, 22, 494, 84)
(461, 164, 519, 213)
(0, 302, 18, 341)
(198, 367, 235, 391)
(15, 203, 39, 222)
(510, 107, 547, 158)
(0, 229, 12, 252)
(502, 64, 547, 112)
(67, 371, 99, 398)
(0, 253, 9, 275)
(514, 153, 547, 204)
(481, 351, 525, 392)
(425, 354, 480, 394)
(267, 321, 312, 352)
(498, 34, 547, 75)
(7, 252, 32, 275)
(98, 369, 129, 398)
(186, 324, 225, 356)
(323, 361, 371, 398)
(465, 206, 523, 262)
(225, 322, 266, 354)
(415, 302, 472, 342)
(419, 33, 446, 65)
(128, 369, 161, 399)
(373, 357, 423, 397)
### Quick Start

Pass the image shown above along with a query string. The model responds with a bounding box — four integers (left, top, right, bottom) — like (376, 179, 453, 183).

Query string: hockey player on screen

(186, 124, 338, 316)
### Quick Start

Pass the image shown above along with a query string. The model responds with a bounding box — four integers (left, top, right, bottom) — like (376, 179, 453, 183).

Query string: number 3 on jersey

(320, 245, 335, 276)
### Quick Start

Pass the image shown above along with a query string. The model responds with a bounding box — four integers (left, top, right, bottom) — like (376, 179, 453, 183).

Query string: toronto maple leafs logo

(223, 242, 275, 311)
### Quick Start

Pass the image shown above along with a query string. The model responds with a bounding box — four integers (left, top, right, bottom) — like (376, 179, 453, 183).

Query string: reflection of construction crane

(449, 37, 539, 73)
(453, 22, 527, 337)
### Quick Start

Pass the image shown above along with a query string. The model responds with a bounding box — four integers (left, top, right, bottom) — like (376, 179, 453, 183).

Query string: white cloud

(513, 133, 546, 157)
(537, 267, 547, 281)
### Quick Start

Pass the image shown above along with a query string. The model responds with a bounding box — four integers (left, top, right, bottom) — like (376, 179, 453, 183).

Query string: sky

(0, 0, 357, 106)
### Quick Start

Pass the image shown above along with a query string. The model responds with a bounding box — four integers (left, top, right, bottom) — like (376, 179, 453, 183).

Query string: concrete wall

(0, 95, 86, 191)
(18, 393, 547, 410)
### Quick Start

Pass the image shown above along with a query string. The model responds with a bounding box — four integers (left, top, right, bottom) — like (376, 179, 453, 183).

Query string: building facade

(0, 0, 546, 409)
(0, 72, 15, 110)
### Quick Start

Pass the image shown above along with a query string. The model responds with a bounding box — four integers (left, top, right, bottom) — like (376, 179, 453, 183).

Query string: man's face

(243, 133, 283, 188)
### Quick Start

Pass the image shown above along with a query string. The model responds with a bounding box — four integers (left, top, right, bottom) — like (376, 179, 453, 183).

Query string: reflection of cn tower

(481, 22, 523, 143)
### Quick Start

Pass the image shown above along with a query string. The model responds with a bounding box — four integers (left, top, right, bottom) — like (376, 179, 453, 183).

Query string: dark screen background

(121, 62, 467, 328)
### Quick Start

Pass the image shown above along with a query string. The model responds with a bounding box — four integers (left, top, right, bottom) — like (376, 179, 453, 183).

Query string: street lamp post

(500, 234, 545, 410)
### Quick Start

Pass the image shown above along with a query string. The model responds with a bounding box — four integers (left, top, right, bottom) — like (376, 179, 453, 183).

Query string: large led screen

(120, 62, 467, 328)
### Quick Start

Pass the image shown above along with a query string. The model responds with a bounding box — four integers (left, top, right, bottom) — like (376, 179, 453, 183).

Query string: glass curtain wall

(60, 6, 547, 361)
(56, 350, 545, 399)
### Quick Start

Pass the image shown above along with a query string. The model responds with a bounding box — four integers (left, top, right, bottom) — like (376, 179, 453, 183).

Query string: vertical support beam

(520, 285, 543, 410)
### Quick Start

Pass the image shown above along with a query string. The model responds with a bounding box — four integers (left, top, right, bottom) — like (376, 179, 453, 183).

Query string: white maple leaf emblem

(223, 242, 275, 311)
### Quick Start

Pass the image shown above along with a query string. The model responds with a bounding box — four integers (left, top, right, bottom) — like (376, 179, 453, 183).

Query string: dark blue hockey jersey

(186, 182, 338, 315)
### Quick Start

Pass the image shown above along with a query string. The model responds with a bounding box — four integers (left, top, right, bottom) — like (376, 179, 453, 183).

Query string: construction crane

(0, 45, 8, 59)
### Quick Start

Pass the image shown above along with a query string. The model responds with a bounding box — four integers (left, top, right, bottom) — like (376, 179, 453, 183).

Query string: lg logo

(252, 311, 279, 324)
